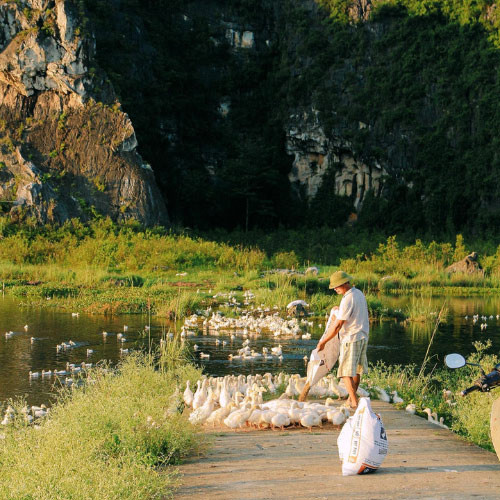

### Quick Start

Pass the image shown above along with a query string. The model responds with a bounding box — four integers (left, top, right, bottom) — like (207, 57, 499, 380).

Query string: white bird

(86, 349, 94, 356)
(391, 390, 404, 404)
(71, 312, 79, 317)
(29, 371, 40, 378)
(405, 403, 416, 414)
(206, 404, 233, 427)
(224, 405, 254, 429)
(327, 409, 347, 426)
(192, 380, 207, 410)
(300, 412, 321, 431)
(24, 324, 29, 331)
(183, 381, 194, 407)
(374, 386, 391, 402)
(271, 412, 290, 430)
(119, 348, 129, 355)
(357, 387, 370, 397)
(199, 352, 210, 359)
(271, 345, 282, 356)
(219, 380, 231, 409)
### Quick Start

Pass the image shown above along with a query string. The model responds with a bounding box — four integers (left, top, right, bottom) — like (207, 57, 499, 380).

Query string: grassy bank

(0, 347, 204, 500)
(363, 341, 498, 452)
(1, 219, 499, 322)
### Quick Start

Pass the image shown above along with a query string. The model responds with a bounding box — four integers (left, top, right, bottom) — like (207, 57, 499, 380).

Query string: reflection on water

(2, 293, 500, 405)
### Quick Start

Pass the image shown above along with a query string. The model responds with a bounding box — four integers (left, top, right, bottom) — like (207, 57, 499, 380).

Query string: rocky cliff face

(0, 0, 167, 225)
(286, 107, 384, 211)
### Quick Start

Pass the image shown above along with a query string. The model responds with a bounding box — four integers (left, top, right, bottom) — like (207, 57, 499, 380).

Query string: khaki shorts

(337, 338, 368, 378)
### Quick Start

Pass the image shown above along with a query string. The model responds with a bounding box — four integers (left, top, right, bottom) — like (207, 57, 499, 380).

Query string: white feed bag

(306, 308, 340, 387)
(337, 397, 388, 475)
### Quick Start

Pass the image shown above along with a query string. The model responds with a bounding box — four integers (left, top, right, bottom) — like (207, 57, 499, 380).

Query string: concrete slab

(175, 401, 500, 499)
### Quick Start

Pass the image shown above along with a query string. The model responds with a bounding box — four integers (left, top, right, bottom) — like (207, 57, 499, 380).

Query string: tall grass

(404, 294, 448, 322)
(364, 340, 499, 452)
(0, 350, 203, 500)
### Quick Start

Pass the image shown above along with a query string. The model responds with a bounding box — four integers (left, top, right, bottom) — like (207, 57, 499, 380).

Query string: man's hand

(317, 341, 325, 352)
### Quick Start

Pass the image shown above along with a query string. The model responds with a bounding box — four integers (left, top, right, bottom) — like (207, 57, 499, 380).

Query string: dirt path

(176, 401, 500, 499)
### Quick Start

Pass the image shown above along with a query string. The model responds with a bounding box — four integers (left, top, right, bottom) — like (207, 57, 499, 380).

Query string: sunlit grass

(363, 341, 498, 452)
(0, 350, 204, 500)
(404, 294, 448, 322)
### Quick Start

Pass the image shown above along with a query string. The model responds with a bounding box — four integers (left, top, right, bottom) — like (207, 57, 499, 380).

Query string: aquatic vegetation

(404, 294, 448, 322)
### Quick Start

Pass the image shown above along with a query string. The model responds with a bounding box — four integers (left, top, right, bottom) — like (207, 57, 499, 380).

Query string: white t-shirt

(335, 287, 369, 343)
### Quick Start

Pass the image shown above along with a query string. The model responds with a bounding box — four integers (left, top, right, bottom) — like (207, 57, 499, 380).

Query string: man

(316, 270, 369, 409)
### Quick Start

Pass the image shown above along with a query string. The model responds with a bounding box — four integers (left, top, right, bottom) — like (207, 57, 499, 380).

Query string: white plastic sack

(306, 308, 340, 387)
(337, 397, 388, 475)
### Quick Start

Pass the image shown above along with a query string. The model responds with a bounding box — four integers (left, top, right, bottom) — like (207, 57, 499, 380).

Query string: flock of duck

(184, 373, 353, 430)
(1, 403, 49, 427)
(181, 305, 322, 362)
(182, 372, 418, 431)
(465, 313, 500, 331)
(183, 372, 452, 432)
(1, 293, 463, 432)
(4, 318, 139, 386)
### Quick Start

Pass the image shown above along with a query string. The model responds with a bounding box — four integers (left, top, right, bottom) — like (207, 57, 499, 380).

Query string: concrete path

(175, 401, 500, 499)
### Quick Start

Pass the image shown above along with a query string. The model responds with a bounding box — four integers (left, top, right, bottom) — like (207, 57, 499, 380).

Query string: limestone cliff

(286, 108, 384, 211)
(0, 0, 167, 225)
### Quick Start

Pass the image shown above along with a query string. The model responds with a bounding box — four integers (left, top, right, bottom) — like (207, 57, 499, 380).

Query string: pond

(1, 293, 500, 406)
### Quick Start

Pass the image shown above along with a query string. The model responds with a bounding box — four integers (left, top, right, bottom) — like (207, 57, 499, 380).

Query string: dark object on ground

(288, 303, 308, 317)
(445, 252, 484, 275)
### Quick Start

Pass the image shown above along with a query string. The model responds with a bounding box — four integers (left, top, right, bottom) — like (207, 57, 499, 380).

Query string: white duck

(374, 386, 391, 402)
(189, 392, 215, 425)
(271, 412, 290, 430)
(219, 379, 231, 409)
(300, 412, 321, 431)
(224, 405, 254, 429)
(285, 378, 298, 398)
(327, 409, 347, 426)
(205, 403, 234, 427)
(271, 344, 282, 356)
(391, 390, 404, 404)
(183, 381, 194, 407)
(248, 408, 264, 428)
(405, 403, 416, 414)
(288, 402, 303, 426)
(192, 380, 207, 410)
(357, 386, 370, 397)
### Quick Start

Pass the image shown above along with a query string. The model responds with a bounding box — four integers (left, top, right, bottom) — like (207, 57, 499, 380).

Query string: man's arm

(317, 317, 345, 351)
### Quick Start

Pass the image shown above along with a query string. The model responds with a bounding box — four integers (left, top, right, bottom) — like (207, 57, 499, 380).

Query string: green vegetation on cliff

(71, 0, 500, 235)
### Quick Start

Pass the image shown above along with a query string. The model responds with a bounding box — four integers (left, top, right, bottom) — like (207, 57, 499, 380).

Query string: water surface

(2, 294, 500, 406)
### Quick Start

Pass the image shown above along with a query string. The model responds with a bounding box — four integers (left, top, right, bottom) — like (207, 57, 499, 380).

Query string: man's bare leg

(342, 376, 359, 408)
(298, 381, 310, 402)
(353, 374, 360, 393)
